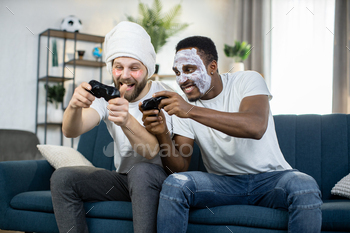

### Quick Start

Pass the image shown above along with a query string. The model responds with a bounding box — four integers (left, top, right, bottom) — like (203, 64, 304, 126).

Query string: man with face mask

(141, 36, 322, 233)
(50, 21, 172, 233)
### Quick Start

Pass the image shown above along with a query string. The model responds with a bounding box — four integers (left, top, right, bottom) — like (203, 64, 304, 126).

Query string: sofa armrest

(0, 159, 54, 205)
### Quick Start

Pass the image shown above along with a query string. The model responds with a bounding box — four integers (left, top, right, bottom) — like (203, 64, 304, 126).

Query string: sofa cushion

(37, 145, 94, 169)
(10, 191, 133, 220)
(10, 192, 289, 229)
(321, 200, 350, 231)
(9, 192, 350, 231)
(331, 173, 350, 199)
(10, 191, 54, 213)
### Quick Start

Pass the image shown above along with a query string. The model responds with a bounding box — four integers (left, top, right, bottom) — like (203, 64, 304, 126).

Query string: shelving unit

(35, 29, 105, 146)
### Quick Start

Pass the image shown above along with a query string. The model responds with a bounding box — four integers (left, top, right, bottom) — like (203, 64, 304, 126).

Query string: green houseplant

(126, 0, 189, 73)
(45, 83, 66, 122)
(45, 83, 65, 109)
(224, 41, 252, 62)
(224, 41, 252, 72)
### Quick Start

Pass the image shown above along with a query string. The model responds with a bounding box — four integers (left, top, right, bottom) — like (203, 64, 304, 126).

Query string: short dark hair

(175, 36, 218, 66)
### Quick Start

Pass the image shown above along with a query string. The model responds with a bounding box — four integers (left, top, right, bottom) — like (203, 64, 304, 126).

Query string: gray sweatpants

(50, 162, 168, 233)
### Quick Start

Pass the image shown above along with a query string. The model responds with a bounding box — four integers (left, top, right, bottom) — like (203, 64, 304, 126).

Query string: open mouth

(120, 82, 135, 91)
(181, 84, 196, 94)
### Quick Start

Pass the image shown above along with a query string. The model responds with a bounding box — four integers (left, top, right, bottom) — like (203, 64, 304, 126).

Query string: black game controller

(141, 96, 168, 111)
(88, 80, 120, 101)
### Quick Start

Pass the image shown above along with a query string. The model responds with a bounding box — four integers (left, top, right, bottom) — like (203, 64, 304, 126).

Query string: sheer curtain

(269, 0, 335, 115)
(227, 0, 272, 83)
(332, 0, 350, 113)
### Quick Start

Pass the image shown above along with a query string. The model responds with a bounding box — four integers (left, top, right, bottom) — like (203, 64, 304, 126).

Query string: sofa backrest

(78, 121, 116, 171)
(274, 114, 350, 200)
(78, 114, 350, 201)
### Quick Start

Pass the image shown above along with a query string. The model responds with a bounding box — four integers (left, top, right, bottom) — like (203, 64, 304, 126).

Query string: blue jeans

(157, 170, 322, 233)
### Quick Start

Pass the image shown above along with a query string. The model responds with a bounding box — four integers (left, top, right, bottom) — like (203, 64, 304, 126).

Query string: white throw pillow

(331, 173, 350, 199)
(37, 145, 94, 169)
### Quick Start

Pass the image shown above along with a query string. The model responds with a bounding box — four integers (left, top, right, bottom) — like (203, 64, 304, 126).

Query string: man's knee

(160, 172, 196, 203)
(280, 171, 322, 209)
(283, 172, 320, 193)
(50, 166, 83, 190)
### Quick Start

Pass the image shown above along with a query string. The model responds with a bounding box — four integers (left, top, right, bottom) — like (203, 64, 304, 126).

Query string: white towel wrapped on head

(104, 21, 156, 78)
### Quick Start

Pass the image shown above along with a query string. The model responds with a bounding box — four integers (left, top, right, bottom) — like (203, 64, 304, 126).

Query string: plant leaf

(125, 0, 189, 54)
(223, 40, 251, 61)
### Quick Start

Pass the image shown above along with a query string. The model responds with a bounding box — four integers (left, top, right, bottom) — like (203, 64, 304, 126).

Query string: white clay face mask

(173, 48, 211, 94)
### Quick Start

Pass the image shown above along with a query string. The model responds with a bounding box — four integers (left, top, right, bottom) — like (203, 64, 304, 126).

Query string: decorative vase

(47, 104, 64, 123)
(77, 50, 85, 60)
(230, 62, 245, 73)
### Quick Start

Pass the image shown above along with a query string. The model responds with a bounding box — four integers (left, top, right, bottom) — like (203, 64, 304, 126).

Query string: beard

(188, 95, 201, 102)
(187, 90, 202, 102)
(115, 77, 148, 102)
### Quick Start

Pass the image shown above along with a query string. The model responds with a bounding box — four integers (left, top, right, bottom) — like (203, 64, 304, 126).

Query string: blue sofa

(1, 114, 350, 233)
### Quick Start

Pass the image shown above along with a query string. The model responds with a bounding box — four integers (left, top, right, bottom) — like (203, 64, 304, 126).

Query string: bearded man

(50, 21, 172, 233)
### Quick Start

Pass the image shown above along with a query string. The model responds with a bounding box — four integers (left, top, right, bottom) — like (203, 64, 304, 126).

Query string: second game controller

(88, 80, 120, 101)
(141, 96, 168, 111)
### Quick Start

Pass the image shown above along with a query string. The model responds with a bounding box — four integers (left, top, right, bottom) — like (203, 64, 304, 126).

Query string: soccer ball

(61, 15, 82, 32)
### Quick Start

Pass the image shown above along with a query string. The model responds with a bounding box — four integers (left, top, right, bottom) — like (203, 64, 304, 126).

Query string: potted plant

(224, 41, 252, 73)
(126, 0, 189, 74)
(45, 83, 66, 122)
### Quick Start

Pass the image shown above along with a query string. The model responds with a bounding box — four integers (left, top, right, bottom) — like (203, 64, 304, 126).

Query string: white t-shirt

(173, 71, 292, 175)
(91, 81, 173, 173)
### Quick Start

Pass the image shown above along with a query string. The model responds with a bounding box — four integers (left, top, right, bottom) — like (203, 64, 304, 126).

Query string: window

(270, 0, 335, 114)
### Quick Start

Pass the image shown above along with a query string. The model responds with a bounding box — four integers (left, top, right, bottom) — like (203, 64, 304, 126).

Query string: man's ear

(209, 60, 218, 73)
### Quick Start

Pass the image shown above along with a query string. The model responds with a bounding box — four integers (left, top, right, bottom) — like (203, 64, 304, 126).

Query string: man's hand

(139, 102, 168, 135)
(154, 91, 194, 118)
(107, 85, 129, 126)
(69, 82, 95, 109)
(63, 82, 101, 138)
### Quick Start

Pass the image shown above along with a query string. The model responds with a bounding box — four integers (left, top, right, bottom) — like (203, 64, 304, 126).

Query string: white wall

(0, 0, 235, 145)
